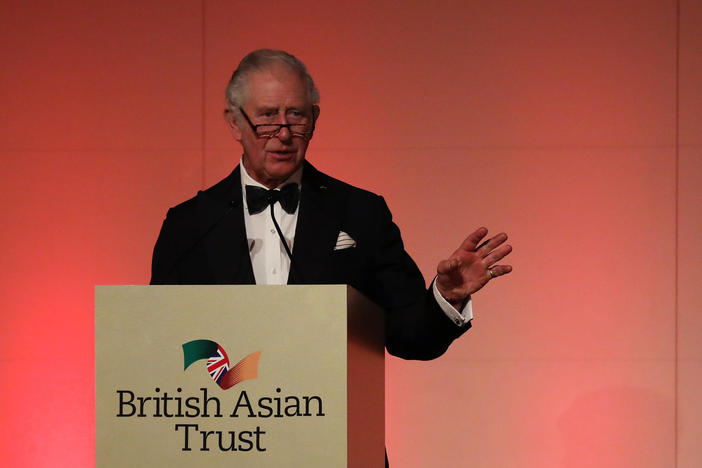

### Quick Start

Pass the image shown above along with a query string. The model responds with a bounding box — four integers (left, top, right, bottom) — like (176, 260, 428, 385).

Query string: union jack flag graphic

(206, 345, 230, 384)
(183, 340, 261, 389)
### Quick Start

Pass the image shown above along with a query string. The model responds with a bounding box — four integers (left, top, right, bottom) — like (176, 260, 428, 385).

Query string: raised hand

(436, 227, 513, 307)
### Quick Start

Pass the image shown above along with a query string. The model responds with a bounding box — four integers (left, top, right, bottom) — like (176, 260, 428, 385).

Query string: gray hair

(225, 49, 320, 112)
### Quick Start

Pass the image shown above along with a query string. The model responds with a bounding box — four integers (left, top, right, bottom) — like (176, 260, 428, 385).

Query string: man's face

(229, 65, 316, 188)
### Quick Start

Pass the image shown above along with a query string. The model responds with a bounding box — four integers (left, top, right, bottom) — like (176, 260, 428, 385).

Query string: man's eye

(288, 111, 305, 121)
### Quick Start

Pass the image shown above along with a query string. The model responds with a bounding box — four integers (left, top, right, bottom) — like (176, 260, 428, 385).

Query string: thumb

(437, 258, 461, 276)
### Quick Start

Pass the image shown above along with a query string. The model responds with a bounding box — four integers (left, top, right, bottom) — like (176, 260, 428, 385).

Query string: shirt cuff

(431, 277, 473, 326)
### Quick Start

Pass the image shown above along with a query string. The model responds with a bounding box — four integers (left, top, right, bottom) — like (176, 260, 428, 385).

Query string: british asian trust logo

(182, 339, 261, 389)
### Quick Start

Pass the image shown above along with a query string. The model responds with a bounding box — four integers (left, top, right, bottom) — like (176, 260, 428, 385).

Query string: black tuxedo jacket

(151, 162, 469, 359)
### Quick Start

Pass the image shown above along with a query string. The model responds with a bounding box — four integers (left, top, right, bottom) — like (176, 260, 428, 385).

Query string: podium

(95, 285, 385, 467)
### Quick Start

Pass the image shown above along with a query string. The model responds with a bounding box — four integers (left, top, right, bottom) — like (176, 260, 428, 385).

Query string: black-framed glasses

(238, 107, 315, 139)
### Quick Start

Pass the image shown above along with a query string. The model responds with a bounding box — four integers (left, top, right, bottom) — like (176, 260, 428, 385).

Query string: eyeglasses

(238, 107, 315, 139)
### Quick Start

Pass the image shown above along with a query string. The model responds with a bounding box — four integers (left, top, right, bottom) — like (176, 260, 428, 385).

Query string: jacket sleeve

(150, 208, 182, 285)
(367, 196, 470, 360)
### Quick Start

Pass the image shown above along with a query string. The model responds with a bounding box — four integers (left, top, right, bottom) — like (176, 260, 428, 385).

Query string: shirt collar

(239, 157, 303, 216)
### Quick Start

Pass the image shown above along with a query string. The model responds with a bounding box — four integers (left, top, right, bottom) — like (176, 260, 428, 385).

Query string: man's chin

(264, 159, 303, 184)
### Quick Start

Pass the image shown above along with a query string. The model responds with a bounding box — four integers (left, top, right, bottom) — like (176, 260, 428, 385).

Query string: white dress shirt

(240, 161, 302, 285)
(240, 160, 472, 325)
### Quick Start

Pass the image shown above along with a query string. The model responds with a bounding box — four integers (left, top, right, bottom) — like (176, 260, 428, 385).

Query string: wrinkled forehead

(240, 64, 311, 109)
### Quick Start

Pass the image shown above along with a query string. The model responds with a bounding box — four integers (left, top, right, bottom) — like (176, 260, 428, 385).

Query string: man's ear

(224, 108, 243, 141)
(312, 105, 320, 122)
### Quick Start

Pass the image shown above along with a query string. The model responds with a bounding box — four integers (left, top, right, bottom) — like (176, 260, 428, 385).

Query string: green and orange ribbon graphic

(182, 339, 261, 389)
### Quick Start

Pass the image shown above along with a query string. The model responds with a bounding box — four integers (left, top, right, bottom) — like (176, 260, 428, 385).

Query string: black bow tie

(245, 183, 300, 215)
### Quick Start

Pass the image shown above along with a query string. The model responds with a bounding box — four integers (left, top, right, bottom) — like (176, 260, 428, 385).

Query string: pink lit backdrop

(1, 0, 700, 466)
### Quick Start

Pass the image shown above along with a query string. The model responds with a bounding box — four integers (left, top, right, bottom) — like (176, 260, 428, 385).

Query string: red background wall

(1, 1, 700, 466)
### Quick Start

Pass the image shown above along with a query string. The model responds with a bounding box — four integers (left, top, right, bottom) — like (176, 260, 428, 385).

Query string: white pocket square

(334, 231, 356, 250)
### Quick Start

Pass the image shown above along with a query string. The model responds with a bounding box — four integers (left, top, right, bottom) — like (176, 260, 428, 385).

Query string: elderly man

(151, 49, 512, 360)
(151, 48, 511, 467)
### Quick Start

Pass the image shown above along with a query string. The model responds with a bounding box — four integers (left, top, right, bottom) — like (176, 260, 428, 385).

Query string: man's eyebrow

(255, 106, 279, 113)
(254, 105, 307, 115)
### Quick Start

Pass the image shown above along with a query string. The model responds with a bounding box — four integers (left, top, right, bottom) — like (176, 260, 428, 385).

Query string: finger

(478, 232, 508, 258)
(458, 227, 488, 252)
(487, 264, 513, 279)
(483, 244, 512, 266)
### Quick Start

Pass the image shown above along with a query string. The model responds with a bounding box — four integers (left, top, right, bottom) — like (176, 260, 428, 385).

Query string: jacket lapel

(200, 166, 256, 285)
(288, 163, 343, 284)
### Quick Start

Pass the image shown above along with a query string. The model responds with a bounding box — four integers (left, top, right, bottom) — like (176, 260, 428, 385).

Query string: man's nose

(275, 119, 292, 142)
